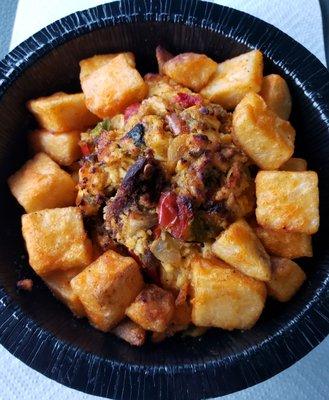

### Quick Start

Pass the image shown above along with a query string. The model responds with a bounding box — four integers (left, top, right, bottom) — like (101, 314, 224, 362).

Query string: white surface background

(1, 0, 328, 399)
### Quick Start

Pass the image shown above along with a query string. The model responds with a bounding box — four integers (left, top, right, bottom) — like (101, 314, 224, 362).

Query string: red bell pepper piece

(157, 191, 193, 239)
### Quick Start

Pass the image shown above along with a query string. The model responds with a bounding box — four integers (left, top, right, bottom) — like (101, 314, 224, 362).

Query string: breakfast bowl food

(0, 1, 328, 399)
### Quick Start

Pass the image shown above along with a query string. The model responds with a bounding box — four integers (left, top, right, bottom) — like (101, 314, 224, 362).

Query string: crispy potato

(79, 52, 135, 80)
(162, 52, 217, 92)
(71, 250, 144, 332)
(27, 92, 99, 132)
(43, 268, 85, 317)
(29, 129, 81, 166)
(212, 219, 271, 281)
(171, 301, 192, 331)
(151, 301, 192, 342)
(260, 74, 292, 120)
(267, 257, 306, 302)
(256, 171, 319, 234)
(200, 50, 263, 109)
(8, 153, 76, 212)
(81, 54, 148, 118)
(125, 284, 175, 332)
(232, 92, 295, 170)
(191, 256, 266, 329)
(280, 157, 307, 171)
(155, 46, 174, 74)
(22, 207, 93, 276)
(111, 318, 146, 346)
(253, 224, 312, 259)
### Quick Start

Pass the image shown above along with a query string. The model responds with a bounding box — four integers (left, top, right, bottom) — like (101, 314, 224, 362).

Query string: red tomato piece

(80, 142, 91, 156)
(158, 192, 193, 239)
(158, 192, 178, 229)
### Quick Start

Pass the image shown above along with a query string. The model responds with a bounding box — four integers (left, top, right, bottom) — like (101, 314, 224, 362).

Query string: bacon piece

(124, 102, 141, 121)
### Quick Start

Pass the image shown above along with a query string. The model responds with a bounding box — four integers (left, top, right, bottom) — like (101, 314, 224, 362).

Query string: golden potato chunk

(71, 250, 144, 332)
(191, 256, 266, 329)
(200, 50, 263, 109)
(81, 54, 148, 118)
(29, 129, 81, 166)
(111, 318, 146, 346)
(253, 224, 312, 259)
(260, 74, 292, 120)
(79, 52, 135, 80)
(8, 153, 76, 212)
(256, 171, 319, 234)
(162, 52, 217, 92)
(43, 268, 85, 317)
(232, 92, 295, 169)
(267, 257, 306, 302)
(27, 92, 99, 132)
(212, 219, 271, 281)
(280, 157, 307, 171)
(155, 45, 173, 74)
(22, 207, 93, 276)
(125, 284, 175, 333)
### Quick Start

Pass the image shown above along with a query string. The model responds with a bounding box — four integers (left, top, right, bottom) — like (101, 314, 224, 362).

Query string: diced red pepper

(124, 102, 141, 121)
(80, 142, 91, 156)
(157, 191, 193, 239)
(174, 92, 202, 108)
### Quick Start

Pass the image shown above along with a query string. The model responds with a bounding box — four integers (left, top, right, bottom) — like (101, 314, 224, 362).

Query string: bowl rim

(0, 0, 329, 399)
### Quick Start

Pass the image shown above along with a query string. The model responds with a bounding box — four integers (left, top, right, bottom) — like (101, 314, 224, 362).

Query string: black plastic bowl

(0, 1, 329, 399)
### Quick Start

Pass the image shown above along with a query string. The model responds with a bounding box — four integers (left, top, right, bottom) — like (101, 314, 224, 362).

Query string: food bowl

(0, 1, 329, 399)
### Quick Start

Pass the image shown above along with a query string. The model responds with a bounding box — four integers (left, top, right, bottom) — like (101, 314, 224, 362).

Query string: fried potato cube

(260, 74, 292, 120)
(43, 268, 86, 317)
(162, 52, 217, 92)
(125, 284, 175, 332)
(111, 318, 146, 346)
(29, 129, 81, 166)
(71, 250, 144, 332)
(280, 157, 307, 171)
(267, 257, 306, 302)
(81, 54, 147, 118)
(191, 256, 266, 329)
(255, 171, 319, 234)
(232, 92, 295, 169)
(79, 52, 135, 80)
(8, 153, 76, 212)
(155, 45, 174, 74)
(212, 219, 271, 281)
(200, 50, 263, 109)
(27, 92, 99, 132)
(171, 301, 192, 331)
(22, 207, 93, 276)
(253, 224, 312, 259)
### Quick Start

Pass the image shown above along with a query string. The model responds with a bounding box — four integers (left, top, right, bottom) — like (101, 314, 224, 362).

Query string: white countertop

(1, 1, 327, 399)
